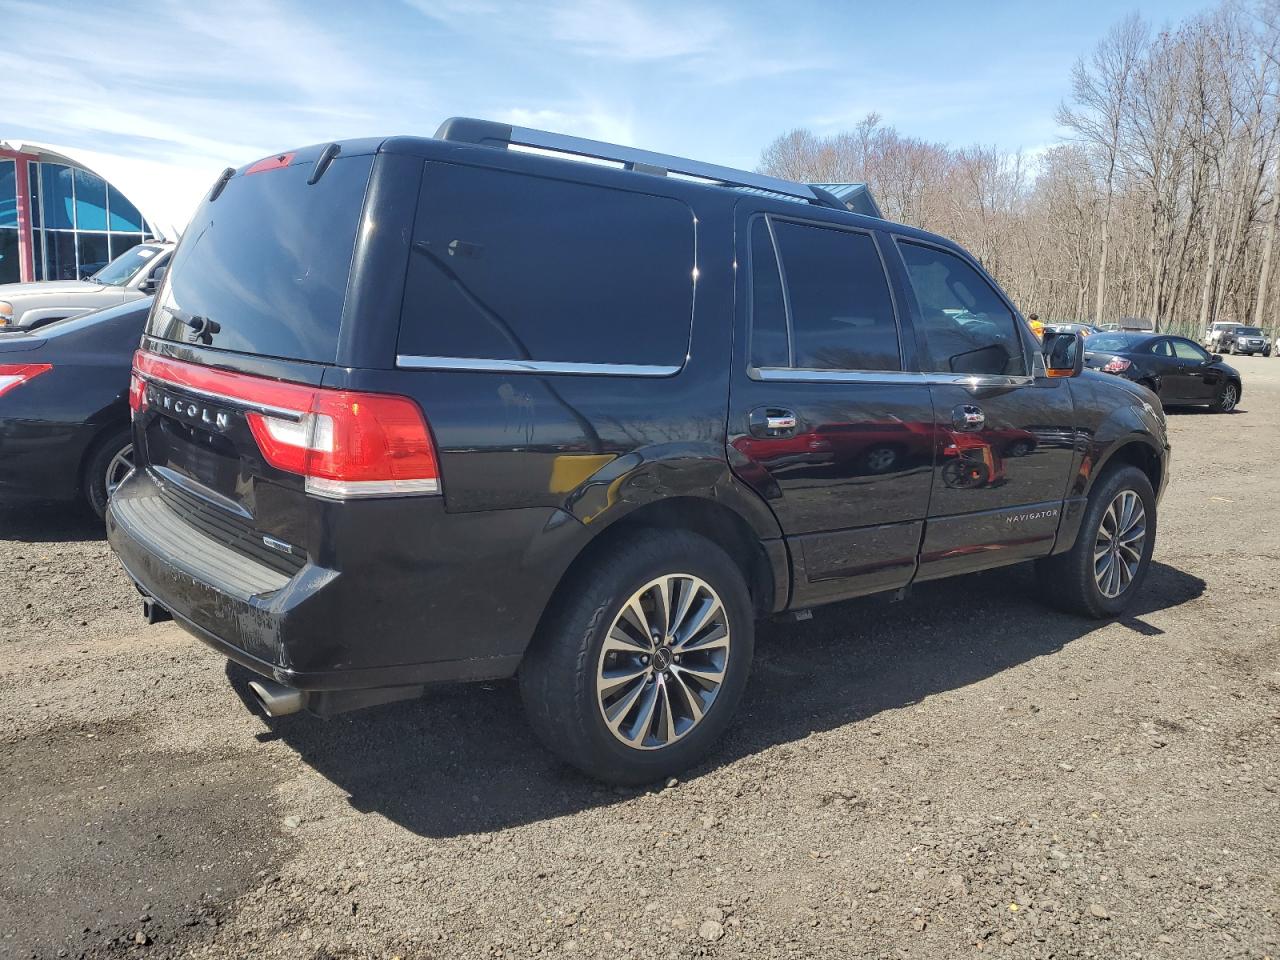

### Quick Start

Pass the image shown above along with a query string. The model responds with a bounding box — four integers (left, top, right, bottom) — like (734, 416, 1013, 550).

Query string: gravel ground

(2, 359, 1278, 960)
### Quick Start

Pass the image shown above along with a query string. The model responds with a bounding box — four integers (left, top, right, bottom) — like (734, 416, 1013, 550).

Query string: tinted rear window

(1086, 333, 1144, 351)
(397, 162, 694, 368)
(147, 155, 373, 363)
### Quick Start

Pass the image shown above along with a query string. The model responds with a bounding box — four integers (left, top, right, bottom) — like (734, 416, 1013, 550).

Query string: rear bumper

(106, 469, 575, 691)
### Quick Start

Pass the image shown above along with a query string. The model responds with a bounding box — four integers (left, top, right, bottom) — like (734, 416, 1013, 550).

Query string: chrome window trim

(395, 355, 682, 377)
(750, 366, 1035, 388)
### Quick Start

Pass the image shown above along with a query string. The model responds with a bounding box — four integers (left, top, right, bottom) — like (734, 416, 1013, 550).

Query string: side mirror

(140, 265, 167, 294)
(1210, 354, 1222, 363)
(1042, 330, 1084, 378)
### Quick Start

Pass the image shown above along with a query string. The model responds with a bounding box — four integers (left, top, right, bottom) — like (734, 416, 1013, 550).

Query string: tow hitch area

(141, 594, 172, 625)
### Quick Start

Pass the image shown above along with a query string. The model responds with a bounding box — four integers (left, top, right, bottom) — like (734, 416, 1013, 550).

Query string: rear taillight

(131, 351, 439, 499)
(1101, 358, 1132, 373)
(128, 371, 147, 415)
(0, 363, 52, 398)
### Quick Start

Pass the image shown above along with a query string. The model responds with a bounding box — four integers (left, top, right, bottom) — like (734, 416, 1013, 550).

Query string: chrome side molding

(395, 355, 682, 377)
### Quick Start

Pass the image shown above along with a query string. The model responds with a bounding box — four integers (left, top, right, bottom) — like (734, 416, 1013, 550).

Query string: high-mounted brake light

(131, 351, 440, 499)
(1101, 358, 1132, 373)
(0, 363, 52, 398)
(245, 152, 296, 175)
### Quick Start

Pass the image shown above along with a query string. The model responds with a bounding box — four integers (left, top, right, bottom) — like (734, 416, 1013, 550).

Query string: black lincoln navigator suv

(107, 118, 1170, 784)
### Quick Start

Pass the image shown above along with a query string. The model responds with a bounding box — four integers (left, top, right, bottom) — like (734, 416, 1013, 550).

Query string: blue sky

(3, 0, 1209, 196)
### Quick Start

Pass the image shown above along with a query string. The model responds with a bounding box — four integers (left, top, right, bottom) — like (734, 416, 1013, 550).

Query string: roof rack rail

(434, 116, 848, 212)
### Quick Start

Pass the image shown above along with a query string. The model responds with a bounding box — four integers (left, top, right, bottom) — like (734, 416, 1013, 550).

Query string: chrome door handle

(748, 407, 799, 438)
(952, 404, 985, 431)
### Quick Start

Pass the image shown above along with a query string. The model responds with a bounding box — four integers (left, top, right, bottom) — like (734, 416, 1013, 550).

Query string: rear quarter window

(397, 163, 695, 368)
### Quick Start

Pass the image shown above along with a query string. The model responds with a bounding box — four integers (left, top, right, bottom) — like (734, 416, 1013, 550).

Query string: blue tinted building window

(74, 169, 108, 230)
(29, 165, 41, 228)
(0, 160, 16, 228)
(41, 164, 75, 230)
(107, 184, 144, 232)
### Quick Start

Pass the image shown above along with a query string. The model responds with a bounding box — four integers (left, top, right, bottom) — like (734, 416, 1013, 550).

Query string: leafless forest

(758, 2, 1280, 340)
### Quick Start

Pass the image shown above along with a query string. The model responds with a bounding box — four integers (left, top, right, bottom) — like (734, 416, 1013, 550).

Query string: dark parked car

(106, 120, 1169, 784)
(1083, 331, 1241, 412)
(0, 298, 150, 517)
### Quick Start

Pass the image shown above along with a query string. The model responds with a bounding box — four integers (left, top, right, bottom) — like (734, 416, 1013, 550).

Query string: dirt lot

(2, 360, 1278, 960)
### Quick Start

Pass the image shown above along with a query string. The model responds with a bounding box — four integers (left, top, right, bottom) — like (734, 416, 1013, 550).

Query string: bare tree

(755, 1, 1280, 344)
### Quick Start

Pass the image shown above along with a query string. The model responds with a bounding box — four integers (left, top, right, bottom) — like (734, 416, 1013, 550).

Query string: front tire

(519, 529, 754, 785)
(83, 428, 134, 520)
(1210, 380, 1239, 413)
(1035, 465, 1156, 618)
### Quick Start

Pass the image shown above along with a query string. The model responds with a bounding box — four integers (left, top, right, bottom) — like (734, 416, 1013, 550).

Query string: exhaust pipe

(247, 678, 306, 717)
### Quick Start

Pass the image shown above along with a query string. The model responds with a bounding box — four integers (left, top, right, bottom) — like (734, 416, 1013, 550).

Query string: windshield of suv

(1085, 333, 1144, 352)
(1235, 326, 1263, 336)
(88, 244, 165, 286)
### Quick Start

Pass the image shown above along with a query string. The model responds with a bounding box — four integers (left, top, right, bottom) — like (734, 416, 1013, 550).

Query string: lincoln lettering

(148, 387, 231, 430)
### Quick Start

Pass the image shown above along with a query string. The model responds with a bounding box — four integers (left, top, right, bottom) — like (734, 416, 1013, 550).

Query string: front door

(728, 208, 934, 605)
(1169, 337, 1222, 402)
(886, 237, 1077, 581)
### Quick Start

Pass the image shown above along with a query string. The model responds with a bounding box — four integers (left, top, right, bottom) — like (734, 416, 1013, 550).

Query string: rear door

(1140, 338, 1187, 399)
(887, 237, 1076, 581)
(728, 207, 934, 605)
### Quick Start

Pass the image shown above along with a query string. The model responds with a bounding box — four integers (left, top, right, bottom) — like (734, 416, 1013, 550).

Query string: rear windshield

(146, 155, 374, 363)
(1086, 333, 1144, 351)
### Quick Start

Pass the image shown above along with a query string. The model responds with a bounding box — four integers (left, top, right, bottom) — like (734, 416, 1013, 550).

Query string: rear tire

(83, 427, 134, 520)
(519, 529, 754, 785)
(1035, 464, 1156, 619)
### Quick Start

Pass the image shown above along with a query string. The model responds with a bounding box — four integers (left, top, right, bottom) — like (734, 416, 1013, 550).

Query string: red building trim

(1, 147, 38, 282)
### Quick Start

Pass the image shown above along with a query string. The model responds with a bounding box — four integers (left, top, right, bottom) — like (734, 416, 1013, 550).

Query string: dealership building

(0, 140, 175, 285)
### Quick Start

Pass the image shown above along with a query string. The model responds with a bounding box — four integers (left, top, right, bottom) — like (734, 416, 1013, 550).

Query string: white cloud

(548, 0, 727, 62)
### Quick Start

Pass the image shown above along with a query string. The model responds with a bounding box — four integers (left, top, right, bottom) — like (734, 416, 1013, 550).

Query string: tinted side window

(749, 218, 789, 368)
(898, 241, 1026, 376)
(1172, 339, 1209, 361)
(1148, 339, 1173, 357)
(756, 220, 900, 371)
(398, 163, 694, 367)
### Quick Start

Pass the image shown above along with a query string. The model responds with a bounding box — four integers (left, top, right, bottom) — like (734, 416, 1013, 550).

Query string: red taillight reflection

(131, 351, 440, 499)
(1101, 358, 1132, 373)
(0, 363, 53, 398)
(128, 367, 147, 414)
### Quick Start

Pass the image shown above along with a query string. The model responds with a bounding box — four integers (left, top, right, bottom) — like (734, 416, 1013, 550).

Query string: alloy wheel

(596, 574, 730, 750)
(105, 443, 135, 499)
(1094, 489, 1147, 599)
(1220, 384, 1238, 412)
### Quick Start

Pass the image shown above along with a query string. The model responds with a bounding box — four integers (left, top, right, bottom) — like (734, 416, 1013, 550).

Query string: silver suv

(0, 242, 174, 332)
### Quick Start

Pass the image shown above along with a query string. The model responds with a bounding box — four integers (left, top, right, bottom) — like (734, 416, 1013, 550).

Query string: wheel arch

(1094, 438, 1163, 499)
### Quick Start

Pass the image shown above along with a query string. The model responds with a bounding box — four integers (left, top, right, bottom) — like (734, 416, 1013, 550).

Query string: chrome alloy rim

(1094, 490, 1147, 599)
(1220, 384, 1238, 411)
(595, 574, 730, 750)
(105, 443, 135, 499)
